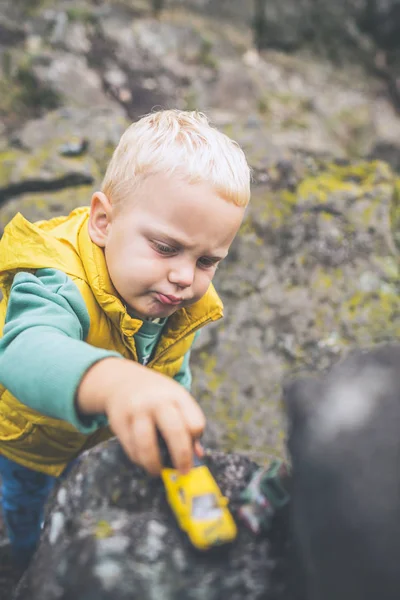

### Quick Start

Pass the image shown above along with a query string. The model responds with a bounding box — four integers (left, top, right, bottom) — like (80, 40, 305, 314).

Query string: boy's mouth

(155, 293, 183, 306)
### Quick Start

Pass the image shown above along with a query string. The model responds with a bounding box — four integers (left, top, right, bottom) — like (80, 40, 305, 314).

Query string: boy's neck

(126, 306, 165, 324)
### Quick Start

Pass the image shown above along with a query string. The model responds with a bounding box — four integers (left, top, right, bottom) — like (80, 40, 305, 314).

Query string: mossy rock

(0, 141, 100, 187)
(193, 158, 400, 464)
(0, 140, 101, 215)
(0, 186, 93, 234)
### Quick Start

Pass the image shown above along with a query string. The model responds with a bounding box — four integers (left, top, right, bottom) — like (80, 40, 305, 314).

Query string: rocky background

(1, 0, 400, 596)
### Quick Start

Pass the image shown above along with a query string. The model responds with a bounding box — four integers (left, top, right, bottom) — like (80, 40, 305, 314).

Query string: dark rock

(13, 442, 298, 600)
(58, 139, 89, 157)
(369, 141, 400, 173)
(0, 16, 26, 46)
(284, 343, 400, 600)
(360, 0, 400, 51)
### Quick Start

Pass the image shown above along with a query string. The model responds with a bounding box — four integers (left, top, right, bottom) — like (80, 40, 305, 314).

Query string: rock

(359, 0, 400, 51)
(15, 107, 127, 168)
(284, 343, 400, 600)
(0, 187, 94, 234)
(13, 441, 297, 600)
(3, 0, 400, 160)
(0, 106, 128, 229)
(250, 0, 400, 56)
(0, 142, 99, 207)
(192, 158, 400, 460)
(31, 51, 121, 110)
(2, 1, 400, 595)
(0, 15, 25, 46)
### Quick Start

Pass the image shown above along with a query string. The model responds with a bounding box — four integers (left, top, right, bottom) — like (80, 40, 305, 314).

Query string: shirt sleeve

(173, 349, 192, 390)
(0, 268, 122, 433)
(173, 331, 201, 391)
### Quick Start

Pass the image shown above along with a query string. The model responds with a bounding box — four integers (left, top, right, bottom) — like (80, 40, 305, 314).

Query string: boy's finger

(175, 393, 206, 438)
(109, 414, 139, 465)
(194, 439, 204, 458)
(156, 405, 193, 474)
(131, 415, 161, 476)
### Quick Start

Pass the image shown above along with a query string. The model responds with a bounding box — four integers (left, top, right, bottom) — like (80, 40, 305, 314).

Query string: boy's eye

(153, 242, 175, 255)
(198, 257, 218, 269)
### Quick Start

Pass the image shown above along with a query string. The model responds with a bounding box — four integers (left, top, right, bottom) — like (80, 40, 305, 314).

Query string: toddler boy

(0, 110, 250, 566)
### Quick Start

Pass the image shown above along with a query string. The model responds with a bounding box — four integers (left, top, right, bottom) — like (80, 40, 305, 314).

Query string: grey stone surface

(13, 442, 296, 600)
(192, 157, 400, 461)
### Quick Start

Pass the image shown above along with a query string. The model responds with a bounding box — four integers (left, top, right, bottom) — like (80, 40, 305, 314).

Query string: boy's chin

(126, 301, 180, 320)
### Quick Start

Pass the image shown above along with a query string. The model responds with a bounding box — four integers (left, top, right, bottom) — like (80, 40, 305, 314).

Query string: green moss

(281, 114, 309, 130)
(198, 352, 226, 393)
(376, 256, 399, 281)
(280, 189, 296, 205)
(295, 160, 392, 204)
(111, 489, 122, 504)
(250, 187, 297, 229)
(19, 146, 55, 178)
(297, 172, 356, 202)
(390, 178, 400, 252)
(256, 92, 312, 130)
(17, 66, 60, 110)
(13, 0, 50, 16)
(11, 138, 101, 183)
(0, 186, 93, 233)
(329, 105, 374, 157)
(183, 89, 199, 112)
(220, 123, 234, 139)
(238, 216, 262, 241)
(270, 92, 302, 107)
(257, 95, 271, 116)
(66, 6, 97, 24)
(342, 288, 400, 342)
(197, 37, 218, 69)
(329, 160, 392, 185)
(0, 150, 20, 187)
(201, 353, 217, 375)
(311, 270, 334, 292)
(213, 386, 251, 451)
(0, 56, 61, 122)
(248, 160, 395, 242)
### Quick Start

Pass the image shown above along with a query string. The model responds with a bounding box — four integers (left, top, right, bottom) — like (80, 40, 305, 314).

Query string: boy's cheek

(196, 277, 214, 298)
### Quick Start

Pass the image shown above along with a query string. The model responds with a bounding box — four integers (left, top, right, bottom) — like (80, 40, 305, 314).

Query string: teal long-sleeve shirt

(0, 269, 194, 434)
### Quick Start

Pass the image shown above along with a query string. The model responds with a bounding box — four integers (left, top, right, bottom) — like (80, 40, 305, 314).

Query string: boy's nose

(168, 262, 195, 288)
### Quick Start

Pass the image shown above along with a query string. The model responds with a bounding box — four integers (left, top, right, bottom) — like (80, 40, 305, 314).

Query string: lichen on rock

(193, 157, 400, 462)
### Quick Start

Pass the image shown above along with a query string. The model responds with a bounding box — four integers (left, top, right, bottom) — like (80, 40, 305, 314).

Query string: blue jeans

(0, 455, 59, 567)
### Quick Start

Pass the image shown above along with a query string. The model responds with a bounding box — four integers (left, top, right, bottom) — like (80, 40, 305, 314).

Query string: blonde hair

(101, 109, 251, 208)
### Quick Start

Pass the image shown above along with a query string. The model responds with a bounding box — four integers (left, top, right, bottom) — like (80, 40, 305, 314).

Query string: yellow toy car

(161, 464, 237, 550)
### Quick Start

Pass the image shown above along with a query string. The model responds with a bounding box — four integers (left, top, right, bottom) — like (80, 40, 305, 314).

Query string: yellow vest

(0, 208, 223, 475)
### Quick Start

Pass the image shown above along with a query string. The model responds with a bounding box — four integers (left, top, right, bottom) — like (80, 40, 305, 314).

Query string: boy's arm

(0, 269, 206, 475)
(0, 268, 122, 432)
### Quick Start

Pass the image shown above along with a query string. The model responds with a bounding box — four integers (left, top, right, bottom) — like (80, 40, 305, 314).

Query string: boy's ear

(88, 192, 112, 247)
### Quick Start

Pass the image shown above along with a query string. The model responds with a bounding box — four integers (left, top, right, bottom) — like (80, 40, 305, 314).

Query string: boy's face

(89, 173, 245, 319)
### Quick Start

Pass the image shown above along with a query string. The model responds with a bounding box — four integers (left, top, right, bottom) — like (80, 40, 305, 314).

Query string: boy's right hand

(76, 357, 205, 476)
